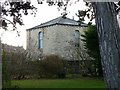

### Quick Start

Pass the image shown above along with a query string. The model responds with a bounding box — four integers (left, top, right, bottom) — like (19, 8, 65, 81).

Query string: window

(75, 30, 80, 47)
(39, 32, 43, 48)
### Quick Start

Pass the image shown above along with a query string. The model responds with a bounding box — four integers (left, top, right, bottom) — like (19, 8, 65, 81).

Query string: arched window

(75, 30, 80, 47)
(39, 32, 43, 48)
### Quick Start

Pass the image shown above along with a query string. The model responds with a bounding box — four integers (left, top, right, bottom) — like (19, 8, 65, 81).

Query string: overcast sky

(0, 0, 88, 49)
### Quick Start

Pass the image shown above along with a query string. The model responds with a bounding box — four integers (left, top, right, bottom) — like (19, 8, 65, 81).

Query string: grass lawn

(12, 77, 106, 88)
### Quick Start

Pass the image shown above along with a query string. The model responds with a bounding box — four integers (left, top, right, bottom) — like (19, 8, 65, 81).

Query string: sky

(0, 0, 88, 49)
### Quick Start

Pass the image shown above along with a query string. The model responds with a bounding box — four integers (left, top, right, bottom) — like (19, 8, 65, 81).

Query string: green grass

(12, 77, 106, 88)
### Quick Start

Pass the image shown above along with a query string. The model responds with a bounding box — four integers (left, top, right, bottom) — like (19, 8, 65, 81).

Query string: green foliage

(81, 25, 103, 76)
(33, 55, 65, 79)
(2, 50, 11, 88)
(82, 25, 99, 58)
(5, 52, 66, 79)
(10, 52, 32, 80)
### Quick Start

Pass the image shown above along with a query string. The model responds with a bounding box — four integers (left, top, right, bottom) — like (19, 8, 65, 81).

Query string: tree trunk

(0, 4, 2, 89)
(0, 39, 2, 89)
(93, 2, 120, 89)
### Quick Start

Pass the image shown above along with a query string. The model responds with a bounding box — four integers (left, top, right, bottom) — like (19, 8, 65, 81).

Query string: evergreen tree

(81, 25, 103, 76)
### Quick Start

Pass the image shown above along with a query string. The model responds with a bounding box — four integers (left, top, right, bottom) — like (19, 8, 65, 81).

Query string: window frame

(74, 30, 80, 47)
(39, 31, 43, 49)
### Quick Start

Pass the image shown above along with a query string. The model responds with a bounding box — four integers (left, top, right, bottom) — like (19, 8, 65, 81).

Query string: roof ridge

(41, 16, 61, 25)
(57, 16, 63, 23)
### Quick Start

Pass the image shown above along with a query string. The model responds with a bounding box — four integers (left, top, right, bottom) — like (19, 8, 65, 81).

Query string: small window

(75, 30, 80, 47)
(39, 32, 43, 48)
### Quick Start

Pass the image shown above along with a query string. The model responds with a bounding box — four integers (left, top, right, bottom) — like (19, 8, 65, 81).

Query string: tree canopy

(1, 0, 37, 30)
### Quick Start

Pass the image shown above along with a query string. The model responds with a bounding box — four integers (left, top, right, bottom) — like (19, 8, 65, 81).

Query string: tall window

(39, 32, 43, 48)
(75, 30, 80, 47)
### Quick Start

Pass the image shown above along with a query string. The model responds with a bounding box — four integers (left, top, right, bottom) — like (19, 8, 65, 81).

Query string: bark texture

(0, 39, 2, 89)
(0, 4, 2, 89)
(93, 2, 120, 89)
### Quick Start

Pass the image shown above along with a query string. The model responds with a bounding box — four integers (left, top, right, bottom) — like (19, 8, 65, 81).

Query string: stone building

(26, 16, 87, 60)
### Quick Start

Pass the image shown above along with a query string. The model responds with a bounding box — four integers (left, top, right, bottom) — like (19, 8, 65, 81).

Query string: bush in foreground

(33, 55, 66, 79)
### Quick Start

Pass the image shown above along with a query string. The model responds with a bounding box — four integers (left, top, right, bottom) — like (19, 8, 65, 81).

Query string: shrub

(4, 50, 66, 79)
(2, 50, 12, 88)
(8, 54, 66, 79)
(35, 55, 66, 78)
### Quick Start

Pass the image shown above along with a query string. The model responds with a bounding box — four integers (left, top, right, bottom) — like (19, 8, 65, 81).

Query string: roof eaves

(27, 23, 84, 31)
(39, 23, 81, 28)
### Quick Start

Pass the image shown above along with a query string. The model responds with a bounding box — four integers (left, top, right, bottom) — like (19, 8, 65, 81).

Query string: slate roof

(27, 16, 87, 30)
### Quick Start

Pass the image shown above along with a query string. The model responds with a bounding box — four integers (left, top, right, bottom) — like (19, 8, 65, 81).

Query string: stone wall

(26, 25, 86, 60)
